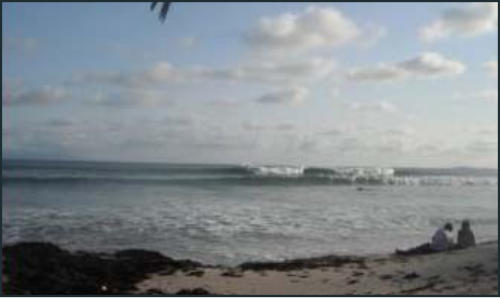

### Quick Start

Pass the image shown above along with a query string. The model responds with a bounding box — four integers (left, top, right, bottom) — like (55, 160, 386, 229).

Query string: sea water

(2, 159, 498, 265)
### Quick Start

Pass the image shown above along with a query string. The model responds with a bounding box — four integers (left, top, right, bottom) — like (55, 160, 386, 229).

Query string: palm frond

(151, 2, 171, 23)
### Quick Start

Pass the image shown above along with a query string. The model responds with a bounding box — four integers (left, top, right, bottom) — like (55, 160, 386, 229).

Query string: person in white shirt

(430, 222, 454, 251)
(396, 222, 454, 255)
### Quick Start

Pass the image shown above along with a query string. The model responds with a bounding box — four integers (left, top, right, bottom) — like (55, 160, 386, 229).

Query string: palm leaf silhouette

(151, 2, 171, 23)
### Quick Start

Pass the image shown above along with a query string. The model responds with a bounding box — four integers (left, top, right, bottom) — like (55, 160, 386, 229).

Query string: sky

(2, 2, 498, 168)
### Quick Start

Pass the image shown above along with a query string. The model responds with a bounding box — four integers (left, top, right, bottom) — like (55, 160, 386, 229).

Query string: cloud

(348, 101, 398, 113)
(346, 65, 403, 82)
(242, 122, 295, 131)
(346, 52, 465, 82)
(398, 52, 466, 76)
(90, 89, 173, 107)
(453, 89, 498, 102)
(474, 126, 498, 136)
(5, 85, 69, 106)
(320, 128, 344, 136)
(72, 62, 184, 88)
(383, 127, 415, 137)
(419, 2, 498, 42)
(477, 89, 498, 101)
(206, 99, 242, 108)
(484, 60, 498, 76)
(415, 144, 440, 155)
(71, 57, 335, 88)
(465, 140, 498, 154)
(275, 123, 294, 131)
(337, 137, 366, 152)
(375, 140, 404, 154)
(242, 122, 266, 131)
(195, 57, 335, 84)
(255, 86, 308, 105)
(299, 139, 319, 152)
(244, 6, 361, 54)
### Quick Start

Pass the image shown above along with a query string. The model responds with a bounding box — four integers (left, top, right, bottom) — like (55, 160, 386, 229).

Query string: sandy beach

(2, 241, 498, 295)
(135, 241, 498, 295)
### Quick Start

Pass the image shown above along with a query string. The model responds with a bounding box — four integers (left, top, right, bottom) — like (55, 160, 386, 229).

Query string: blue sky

(2, 2, 498, 167)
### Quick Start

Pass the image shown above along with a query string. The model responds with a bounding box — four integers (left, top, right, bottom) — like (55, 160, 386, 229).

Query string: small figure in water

(396, 222, 454, 255)
(457, 220, 475, 249)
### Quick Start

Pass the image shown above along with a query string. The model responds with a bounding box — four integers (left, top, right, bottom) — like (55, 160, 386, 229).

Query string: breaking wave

(2, 161, 497, 187)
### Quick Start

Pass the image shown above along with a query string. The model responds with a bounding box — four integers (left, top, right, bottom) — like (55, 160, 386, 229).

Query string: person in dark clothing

(457, 220, 475, 249)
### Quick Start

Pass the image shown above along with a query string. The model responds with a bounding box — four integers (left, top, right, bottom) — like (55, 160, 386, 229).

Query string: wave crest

(3, 164, 497, 187)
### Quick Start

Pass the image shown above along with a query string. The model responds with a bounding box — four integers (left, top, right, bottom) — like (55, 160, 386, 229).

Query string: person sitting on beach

(396, 222, 454, 255)
(456, 220, 475, 249)
(430, 222, 454, 252)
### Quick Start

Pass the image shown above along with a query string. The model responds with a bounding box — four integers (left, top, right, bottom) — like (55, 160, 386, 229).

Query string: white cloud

(453, 89, 498, 102)
(398, 52, 466, 76)
(206, 99, 242, 108)
(375, 140, 404, 154)
(347, 64, 404, 82)
(256, 86, 308, 105)
(348, 101, 398, 113)
(71, 57, 335, 88)
(242, 122, 295, 131)
(347, 52, 465, 82)
(242, 122, 267, 131)
(5, 85, 69, 106)
(195, 57, 335, 84)
(476, 127, 497, 136)
(73, 62, 184, 88)
(419, 2, 498, 42)
(383, 127, 415, 137)
(320, 128, 344, 136)
(415, 144, 440, 155)
(465, 125, 498, 136)
(275, 123, 294, 131)
(465, 140, 498, 154)
(484, 60, 498, 76)
(90, 89, 173, 107)
(337, 137, 366, 152)
(244, 6, 361, 54)
(477, 89, 498, 101)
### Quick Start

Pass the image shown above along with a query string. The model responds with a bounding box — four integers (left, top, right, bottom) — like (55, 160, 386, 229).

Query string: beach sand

(136, 241, 498, 295)
(2, 241, 497, 295)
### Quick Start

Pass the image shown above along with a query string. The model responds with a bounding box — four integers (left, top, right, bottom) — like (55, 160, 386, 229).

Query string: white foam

(248, 165, 305, 177)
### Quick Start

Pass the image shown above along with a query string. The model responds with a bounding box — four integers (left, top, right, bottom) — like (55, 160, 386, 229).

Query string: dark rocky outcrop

(2, 242, 201, 295)
(238, 255, 366, 271)
(3, 242, 368, 295)
(176, 288, 214, 295)
(141, 287, 216, 295)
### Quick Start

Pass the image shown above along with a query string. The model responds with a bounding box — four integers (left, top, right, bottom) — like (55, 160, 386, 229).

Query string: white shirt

(430, 228, 451, 251)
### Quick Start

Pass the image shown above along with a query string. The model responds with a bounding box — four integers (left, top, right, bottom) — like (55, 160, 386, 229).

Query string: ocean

(2, 159, 498, 265)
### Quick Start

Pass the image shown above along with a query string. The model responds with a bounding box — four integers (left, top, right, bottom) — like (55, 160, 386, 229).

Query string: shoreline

(2, 240, 498, 295)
